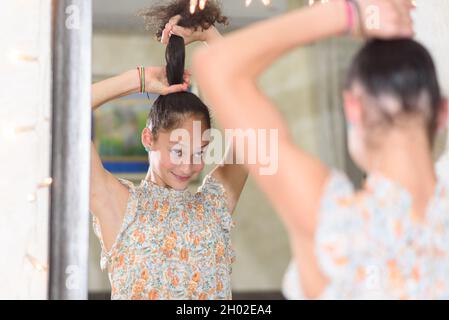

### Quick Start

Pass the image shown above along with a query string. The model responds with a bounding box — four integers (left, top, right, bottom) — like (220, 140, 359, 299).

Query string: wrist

(123, 69, 141, 94)
(129, 66, 151, 94)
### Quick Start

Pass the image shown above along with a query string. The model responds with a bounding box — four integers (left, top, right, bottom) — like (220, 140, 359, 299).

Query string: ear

(437, 98, 448, 131)
(142, 127, 155, 150)
(343, 89, 363, 127)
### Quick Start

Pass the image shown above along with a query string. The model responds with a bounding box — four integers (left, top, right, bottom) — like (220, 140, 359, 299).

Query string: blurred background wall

(415, 0, 449, 154)
(0, 0, 52, 299)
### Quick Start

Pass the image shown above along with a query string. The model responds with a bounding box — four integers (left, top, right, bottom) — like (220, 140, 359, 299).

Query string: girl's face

(142, 115, 210, 190)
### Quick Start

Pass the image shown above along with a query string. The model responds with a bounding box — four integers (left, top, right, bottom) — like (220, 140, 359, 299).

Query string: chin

(168, 174, 191, 190)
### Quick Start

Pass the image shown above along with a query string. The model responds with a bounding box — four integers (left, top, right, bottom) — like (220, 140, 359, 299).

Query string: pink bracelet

(345, 0, 355, 35)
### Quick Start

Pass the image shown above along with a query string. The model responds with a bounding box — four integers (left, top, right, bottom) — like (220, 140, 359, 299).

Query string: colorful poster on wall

(93, 93, 155, 173)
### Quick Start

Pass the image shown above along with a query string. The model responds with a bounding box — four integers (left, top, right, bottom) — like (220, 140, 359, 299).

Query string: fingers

(397, 0, 415, 37)
(401, 0, 415, 36)
(160, 15, 199, 46)
(161, 23, 173, 44)
(172, 25, 193, 38)
(161, 25, 194, 45)
(184, 69, 192, 83)
(163, 83, 189, 95)
(161, 15, 182, 44)
(364, 0, 414, 39)
(182, 69, 192, 87)
(183, 74, 191, 85)
(391, 0, 414, 37)
(172, 25, 196, 45)
(161, 24, 192, 45)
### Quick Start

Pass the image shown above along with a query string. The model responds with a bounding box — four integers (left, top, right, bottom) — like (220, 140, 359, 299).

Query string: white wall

(415, 0, 449, 97)
(415, 0, 449, 149)
(0, 0, 52, 299)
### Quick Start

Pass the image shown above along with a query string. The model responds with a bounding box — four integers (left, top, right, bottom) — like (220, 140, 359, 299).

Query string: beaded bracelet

(137, 66, 145, 94)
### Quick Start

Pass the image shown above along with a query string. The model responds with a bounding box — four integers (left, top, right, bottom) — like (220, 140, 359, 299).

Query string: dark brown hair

(147, 35, 212, 138)
(141, 0, 228, 138)
(138, 0, 228, 41)
(345, 39, 443, 143)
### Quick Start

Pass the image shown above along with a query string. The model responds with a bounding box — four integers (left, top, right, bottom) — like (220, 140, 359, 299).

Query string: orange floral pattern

(92, 175, 235, 300)
(315, 163, 449, 299)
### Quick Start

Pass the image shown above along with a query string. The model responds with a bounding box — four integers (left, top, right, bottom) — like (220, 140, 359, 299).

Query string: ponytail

(166, 35, 186, 86)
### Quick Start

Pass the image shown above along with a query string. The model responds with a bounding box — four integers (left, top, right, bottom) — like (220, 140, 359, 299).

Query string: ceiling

(93, 0, 289, 34)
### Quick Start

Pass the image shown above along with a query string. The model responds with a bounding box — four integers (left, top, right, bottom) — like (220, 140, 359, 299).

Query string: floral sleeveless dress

(92, 174, 235, 300)
(283, 155, 449, 299)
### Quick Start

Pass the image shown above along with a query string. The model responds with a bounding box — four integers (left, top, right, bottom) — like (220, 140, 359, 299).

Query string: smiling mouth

(172, 172, 191, 182)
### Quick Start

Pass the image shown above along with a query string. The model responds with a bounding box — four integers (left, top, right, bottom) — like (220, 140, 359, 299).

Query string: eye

(171, 149, 183, 158)
(193, 151, 204, 158)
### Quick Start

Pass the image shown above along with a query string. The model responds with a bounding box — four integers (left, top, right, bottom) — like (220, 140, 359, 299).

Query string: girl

(193, 0, 449, 299)
(90, 1, 247, 300)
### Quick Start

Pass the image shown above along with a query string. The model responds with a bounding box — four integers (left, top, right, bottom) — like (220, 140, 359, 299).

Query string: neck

(366, 128, 436, 216)
(145, 169, 168, 188)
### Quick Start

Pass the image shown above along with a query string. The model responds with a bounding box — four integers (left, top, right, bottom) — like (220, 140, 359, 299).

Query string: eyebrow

(170, 142, 210, 149)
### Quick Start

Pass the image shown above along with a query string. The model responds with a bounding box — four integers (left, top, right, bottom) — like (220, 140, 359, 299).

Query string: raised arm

(90, 68, 189, 251)
(193, 0, 414, 237)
